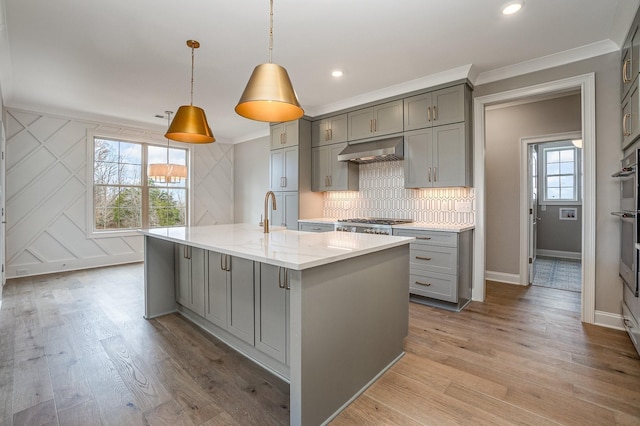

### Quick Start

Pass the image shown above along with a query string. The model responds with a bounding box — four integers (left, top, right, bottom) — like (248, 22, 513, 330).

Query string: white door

(528, 144, 538, 284)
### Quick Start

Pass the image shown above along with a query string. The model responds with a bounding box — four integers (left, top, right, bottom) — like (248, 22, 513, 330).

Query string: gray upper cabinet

(622, 78, 639, 150)
(312, 114, 348, 147)
(311, 143, 358, 192)
(348, 100, 404, 141)
(255, 263, 289, 364)
(270, 146, 298, 191)
(622, 21, 640, 100)
(404, 123, 470, 188)
(175, 245, 206, 317)
(404, 85, 467, 131)
(270, 121, 299, 149)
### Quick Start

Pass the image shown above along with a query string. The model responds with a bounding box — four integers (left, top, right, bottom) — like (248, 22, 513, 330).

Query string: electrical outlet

(16, 269, 28, 276)
(455, 201, 472, 212)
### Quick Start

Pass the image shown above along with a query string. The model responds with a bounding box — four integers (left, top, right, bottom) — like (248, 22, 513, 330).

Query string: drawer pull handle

(416, 237, 432, 240)
(416, 256, 432, 261)
(415, 281, 431, 287)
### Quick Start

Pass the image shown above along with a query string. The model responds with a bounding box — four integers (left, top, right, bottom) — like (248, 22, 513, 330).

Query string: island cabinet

(404, 123, 471, 188)
(311, 142, 359, 191)
(393, 228, 472, 311)
(347, 99, 403, 141)
(311, 114, 348, 147)
(404, 84, 469, 131)
(175, 244, 206, 317)
(255, 263, 290, 364)
(270, 120, 299, 149)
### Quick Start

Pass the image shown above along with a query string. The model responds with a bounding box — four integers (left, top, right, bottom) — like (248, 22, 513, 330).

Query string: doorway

(473, 73, 596, 324)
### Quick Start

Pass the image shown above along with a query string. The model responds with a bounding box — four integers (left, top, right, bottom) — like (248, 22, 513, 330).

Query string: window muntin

(92, 136, 188, 233)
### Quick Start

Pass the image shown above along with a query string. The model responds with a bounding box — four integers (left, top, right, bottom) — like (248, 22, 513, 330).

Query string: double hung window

(541, 143, 581, 204)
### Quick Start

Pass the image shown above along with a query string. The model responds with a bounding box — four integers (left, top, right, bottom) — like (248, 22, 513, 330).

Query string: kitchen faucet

(263, 190, 277, 233)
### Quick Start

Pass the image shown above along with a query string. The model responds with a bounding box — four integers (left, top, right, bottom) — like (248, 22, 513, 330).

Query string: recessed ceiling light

(331, 70, 343, 77)
(502, 1, 523, 15)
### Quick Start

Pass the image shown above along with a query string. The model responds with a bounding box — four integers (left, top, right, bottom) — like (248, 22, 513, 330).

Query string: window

(92, 135, 189, 234)
(541, 143, 581, 203)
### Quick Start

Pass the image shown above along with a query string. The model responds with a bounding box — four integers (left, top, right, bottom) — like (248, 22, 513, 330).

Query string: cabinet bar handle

(325, 176, 329, 187)
(623, 113, 631, 136)
(428, 167, 432, 182)
(278, 266, 286, 289)
(325, 129, 329, 141)
(623, 59, 631, 83)
(226, 255, 231, 271)
(374, 118, 377, 132)
(415, 281, 432, 287)
(285, 268, 290, 290)
(329, 128, 333, 140)
(328, 175, 332, 187)
(416, 236, 432, 240)
(433, 166, 437, 182)
(370, 119, 374, 133)
(220, 253, 224, 270)
(427, 106, 431, 122)
(434, 105, 438, 121)
(416, 256, 432, 261)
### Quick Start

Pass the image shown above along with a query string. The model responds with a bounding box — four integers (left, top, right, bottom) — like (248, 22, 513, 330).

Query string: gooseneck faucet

(263, 190, 277, 233)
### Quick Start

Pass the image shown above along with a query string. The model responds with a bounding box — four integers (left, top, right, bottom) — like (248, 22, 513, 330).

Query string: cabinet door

(270, 123, 284, 149)
(622, 79, 639, 150)
(404, 129, 432, 188)
(206, 251, 228, 329)
(431, 85, 465, 126)
(373, 100, 404, 136)
(283, 192, 299, 229)
(622, 23, 640, 99)
(348, 108, 374, 140)
(404, 93, 433, 131)
(432, 122, 467, 187)
(311, 120, 324, 147)
(328, 143, 357, 191)
(175, 244, 191, 307)
(311, 146, 328, 191)
(189, 247, 207, 317)
(327, 114, 348, 143)
(255, 263, 289, 364)
(282, 146, 298, 191)
(269, 149, 283, 190)
(227, 257, 255, 345)
(282, 121, 299, 148)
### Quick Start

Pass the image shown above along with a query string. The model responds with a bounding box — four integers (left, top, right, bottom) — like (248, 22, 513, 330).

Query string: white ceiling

(0, 0, 638, 143)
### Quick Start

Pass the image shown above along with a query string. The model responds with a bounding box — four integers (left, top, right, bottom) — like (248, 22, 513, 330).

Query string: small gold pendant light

(148, 111, 188, 183)
(166, 40, 215, 143)
(235, 0, 303, 122)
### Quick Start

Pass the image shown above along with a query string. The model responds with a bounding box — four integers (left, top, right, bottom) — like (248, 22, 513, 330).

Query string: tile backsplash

(322, 161, 475, 225)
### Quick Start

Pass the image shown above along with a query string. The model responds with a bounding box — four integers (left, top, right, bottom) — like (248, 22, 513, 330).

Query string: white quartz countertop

(298, 218, 474, 233)
(140, 223, 413, 271)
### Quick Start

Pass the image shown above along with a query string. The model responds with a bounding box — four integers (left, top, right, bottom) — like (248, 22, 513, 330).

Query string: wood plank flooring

(0, 264, 638, 425)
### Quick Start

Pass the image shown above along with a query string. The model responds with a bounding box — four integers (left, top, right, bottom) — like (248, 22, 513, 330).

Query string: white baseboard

(536, 249, 581, 260)
(6, 253, 144, 279)
(594, 310, 625, 330)
(485, 270, 522, 285)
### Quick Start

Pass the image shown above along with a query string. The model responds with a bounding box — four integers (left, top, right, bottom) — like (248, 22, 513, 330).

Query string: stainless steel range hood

(337, 135, 404, 164)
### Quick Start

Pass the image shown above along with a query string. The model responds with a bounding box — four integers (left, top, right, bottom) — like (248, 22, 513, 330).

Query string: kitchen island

(140, 224, 413, 425)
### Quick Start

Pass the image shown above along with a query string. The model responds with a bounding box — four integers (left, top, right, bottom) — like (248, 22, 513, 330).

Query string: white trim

(6, 254, 143, 279)
(473, 73, 596, 325)
(594, 310, 625, 331)
(485, 271, 522, 286)
(475, 40, 618, 86)
(519, 131, 581, 286)
(536, 249, 581, 260)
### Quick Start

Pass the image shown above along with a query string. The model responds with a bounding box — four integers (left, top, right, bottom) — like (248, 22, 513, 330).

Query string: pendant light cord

(166, 111, 172, 165)
(269, 0, 273, 64)
(190, 45, 195, 105)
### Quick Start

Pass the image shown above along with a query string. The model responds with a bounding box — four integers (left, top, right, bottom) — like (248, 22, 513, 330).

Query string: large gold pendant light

(235, 0, 303, 122)
(148, 111, 188, 183)
(166, 40, 215, 143)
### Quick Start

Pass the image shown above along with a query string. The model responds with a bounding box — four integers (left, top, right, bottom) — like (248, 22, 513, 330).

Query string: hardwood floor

(1, 265, 639, 425)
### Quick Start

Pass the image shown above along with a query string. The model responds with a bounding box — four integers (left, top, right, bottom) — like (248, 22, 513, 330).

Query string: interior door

(528, 144, 538, 284)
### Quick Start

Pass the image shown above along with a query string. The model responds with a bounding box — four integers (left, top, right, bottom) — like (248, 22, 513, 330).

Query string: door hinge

(529, 257, 533, 264)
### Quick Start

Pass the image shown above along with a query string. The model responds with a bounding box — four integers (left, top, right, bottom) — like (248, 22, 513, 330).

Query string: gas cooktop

(337, 218, 413, 226)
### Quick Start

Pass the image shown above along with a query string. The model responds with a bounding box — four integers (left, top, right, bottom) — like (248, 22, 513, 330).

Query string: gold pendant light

(235, 0, 303, 122)
(149, 111, 188, 183)
(166, 40, 215, 143)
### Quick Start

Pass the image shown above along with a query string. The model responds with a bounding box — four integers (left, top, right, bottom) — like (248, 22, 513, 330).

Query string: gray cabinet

(348, 100, 404, 141)
(404, 123, 470, 188)
(255, 263, 289, 364)
(226, 255, 256, 345)
(393, 228, 473, 311)
(299, 222, 334, 232)
(206, 251, 228, 329)
(404, 85, 468, 130)
(622, 21, 640, 100)
(270, 121, 299, 149)
(270, 146, 298, 191)
(312, 114, 348, 147)
(622, 77, 640, 150)
(175, 244, 206, 317)
(272, 191, 299, 229)
(312, 142, 359, 192)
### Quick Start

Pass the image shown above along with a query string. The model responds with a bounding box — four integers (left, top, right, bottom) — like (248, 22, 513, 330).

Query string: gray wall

(484, 94, 581, 274)
(476, 51, 622, 315)
(537, 205, 582, 253)
(233, 135, 270, 224)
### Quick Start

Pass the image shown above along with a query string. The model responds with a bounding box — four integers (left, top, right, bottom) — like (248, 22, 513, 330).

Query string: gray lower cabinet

(312, 142, 358, 191)
(175, 244, 206, 317)
(206, 251, 228, 329)
(404, 122, 471, 188)
(299, 222, 334, 232)
(393, 228, 473, 311)
(255, 263, 289, 364)
(226, 255, 256, 345)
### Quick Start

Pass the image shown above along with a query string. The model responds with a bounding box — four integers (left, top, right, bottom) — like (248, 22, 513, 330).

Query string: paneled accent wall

(4, 108, 233, 278)
(323, 161, 475, 225)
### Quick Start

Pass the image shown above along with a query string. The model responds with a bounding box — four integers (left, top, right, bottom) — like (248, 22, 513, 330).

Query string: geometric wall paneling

(192, 142, 233, 226)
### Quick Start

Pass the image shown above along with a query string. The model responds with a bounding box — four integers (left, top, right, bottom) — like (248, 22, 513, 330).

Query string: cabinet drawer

(410, 272, 457, 302)
(394, 229, 457, 247)
(410, 246, 457, 274)
(299, 222, 334, 232)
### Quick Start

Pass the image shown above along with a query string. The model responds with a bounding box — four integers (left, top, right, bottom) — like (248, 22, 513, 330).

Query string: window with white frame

(92, 135, 188, 234)
(541, 142, 581, 203)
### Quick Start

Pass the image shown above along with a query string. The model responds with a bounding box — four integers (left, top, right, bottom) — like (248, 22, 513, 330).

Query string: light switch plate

(455, 201, 472, 212)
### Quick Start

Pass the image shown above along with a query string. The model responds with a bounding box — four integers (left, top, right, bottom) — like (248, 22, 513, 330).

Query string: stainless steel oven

(612, 149, 639, 296)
